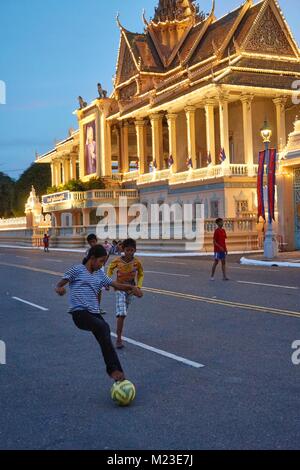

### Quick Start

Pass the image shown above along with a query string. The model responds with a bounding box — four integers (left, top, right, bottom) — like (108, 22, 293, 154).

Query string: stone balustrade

(204, 218, 255, 233)
(42, 189, 140, 212)
(51, 217, 256, 238)
(122, 171, 139, 182)
(123, 164, 258, 186)
(0, 217, 27, 230)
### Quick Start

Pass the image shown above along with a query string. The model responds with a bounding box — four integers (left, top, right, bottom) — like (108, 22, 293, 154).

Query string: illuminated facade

(278, 118, 300, 250)
(37, 0, 300, 249)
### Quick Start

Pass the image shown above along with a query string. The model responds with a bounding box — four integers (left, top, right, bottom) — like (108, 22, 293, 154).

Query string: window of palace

(236, 200, 249, 216)
(210, 201, 219, 219)
(90, 209, 100, 226)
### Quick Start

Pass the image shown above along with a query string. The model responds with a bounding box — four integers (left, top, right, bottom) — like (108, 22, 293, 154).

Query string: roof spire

(116, 12, 124, 31)
(153, 0, 205, 24)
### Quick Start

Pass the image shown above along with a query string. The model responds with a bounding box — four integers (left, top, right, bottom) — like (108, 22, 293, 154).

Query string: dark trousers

(71, 310, 123, 376)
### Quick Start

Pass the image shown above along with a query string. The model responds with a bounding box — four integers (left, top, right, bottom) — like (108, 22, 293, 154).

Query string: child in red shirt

(43, 234, 50, 253)
(211, 218, 229, 281)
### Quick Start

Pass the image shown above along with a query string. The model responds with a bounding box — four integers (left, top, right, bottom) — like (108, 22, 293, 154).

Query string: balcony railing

(84, 189, 139, 200)
(204, 218, 255, 233)
(0, 217, 27, 230)
(42, 189, 140, 211)
(123, 164, 259, 186)
(122, 171, 139, 182)
(50, 217, 256, 237)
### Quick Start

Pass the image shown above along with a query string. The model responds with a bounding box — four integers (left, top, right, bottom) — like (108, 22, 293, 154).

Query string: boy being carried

(107, 238, 144, 349)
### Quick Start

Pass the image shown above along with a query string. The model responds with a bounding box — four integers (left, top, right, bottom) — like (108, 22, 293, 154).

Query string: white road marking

(12, 297, 49, 311)
(45, 259, 62, 263)
(111, 333, 204, 369)
(144, 270, 190, 277)
(2, 262, 298, 319)
(231, 266, 280, 272)
(154, 260, 187, 266)
(237, 281, 298, 290)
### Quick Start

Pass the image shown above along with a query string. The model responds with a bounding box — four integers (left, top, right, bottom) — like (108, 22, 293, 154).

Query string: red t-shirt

(43, 235, 50, 247)
(213, 228, 227, 253)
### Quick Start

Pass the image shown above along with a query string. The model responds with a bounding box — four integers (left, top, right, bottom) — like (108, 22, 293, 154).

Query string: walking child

(107, 238, 144, 349)
(43, 233, 50, 253)
(211, 218, 229, 281)
(55, 244, 143, 383)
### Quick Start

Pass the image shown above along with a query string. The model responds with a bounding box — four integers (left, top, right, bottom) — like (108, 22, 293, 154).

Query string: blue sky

(0, 0, 299, 178)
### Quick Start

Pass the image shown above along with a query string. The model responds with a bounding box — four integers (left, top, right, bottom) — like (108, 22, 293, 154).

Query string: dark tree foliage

(13, 163, 51, 216)
(0, 172, 15, 218)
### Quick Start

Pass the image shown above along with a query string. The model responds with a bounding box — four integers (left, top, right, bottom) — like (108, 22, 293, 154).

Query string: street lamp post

(261, 121, 278, 259)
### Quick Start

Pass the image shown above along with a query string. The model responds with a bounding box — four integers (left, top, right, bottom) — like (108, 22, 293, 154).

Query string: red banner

(267, 148, 277, 223)
(257, 150, 266, 222)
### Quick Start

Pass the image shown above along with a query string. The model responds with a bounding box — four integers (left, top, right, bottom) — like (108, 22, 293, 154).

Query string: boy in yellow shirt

(107, 238, 144, 349)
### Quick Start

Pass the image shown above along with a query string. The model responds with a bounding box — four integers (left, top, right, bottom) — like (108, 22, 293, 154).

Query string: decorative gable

(116, 36, 138, 87)
(244, 4, 296, 57)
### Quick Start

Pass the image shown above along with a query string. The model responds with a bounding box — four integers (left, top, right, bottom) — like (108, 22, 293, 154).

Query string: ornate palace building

(36, 0, 300, 250)
(278, 118, 300, 251)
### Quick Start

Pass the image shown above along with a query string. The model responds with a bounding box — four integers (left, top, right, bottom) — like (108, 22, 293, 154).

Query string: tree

(0, 172, 15, 218)
(13, 163, 51, 216)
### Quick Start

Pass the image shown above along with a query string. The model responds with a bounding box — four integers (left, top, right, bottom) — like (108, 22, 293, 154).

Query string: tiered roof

(112, 0, 300, 117)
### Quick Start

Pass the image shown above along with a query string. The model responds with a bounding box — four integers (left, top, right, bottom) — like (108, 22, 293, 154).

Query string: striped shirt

(63, 264, 113, 314)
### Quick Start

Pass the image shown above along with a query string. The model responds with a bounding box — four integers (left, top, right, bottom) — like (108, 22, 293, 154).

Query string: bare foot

(116, 341, 124, 350)
(110, 370, 125, 382)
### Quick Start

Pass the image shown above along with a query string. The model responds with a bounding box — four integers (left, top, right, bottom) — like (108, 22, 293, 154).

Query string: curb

(0, 244, 262, 258)
(240, 256, 300, 268)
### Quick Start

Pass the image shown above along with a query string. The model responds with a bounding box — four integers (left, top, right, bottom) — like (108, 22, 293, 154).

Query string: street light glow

(261, 120, 272, 143)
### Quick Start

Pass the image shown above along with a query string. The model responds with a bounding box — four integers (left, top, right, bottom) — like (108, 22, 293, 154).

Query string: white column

(78, 118, 85, 180)
(104, 122, 112, 177)
(241, 95, 255, 177)
(116, 126, 123, 173)
(135, 119, 148, 174)
(50, 163, 55, 186)
(70, 153, 77, 180)
(205, 100, 216, 165)
(53, 161, 57, 186)
(167, 113, 179, 173)
(273, 97, 287, 151)
(82, 208, 90, 227)
(121, 121, 130, 173)
(96, 101, 113, 177)
(185, 106, 197, 169)
(63, 158, 71, 184)
(56, 160, 62, 186)
(150, 114, 164, 171)
(219, 97, 230, 168)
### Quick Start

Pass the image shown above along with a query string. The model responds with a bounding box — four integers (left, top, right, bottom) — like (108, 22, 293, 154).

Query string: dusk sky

(0, 0, 299, 178)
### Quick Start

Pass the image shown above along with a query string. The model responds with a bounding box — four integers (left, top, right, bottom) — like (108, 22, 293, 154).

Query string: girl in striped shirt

(55, 245, 143, 383)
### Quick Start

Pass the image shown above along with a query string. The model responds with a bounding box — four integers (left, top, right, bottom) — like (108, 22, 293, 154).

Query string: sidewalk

(0, 243, 261, 259)
(241, 251, 300, 268)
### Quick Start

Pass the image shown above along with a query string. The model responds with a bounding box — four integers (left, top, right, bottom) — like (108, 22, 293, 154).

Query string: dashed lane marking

(1, 262, 299, 320)
(12, 297, 49, 311)
(110, 333, 204, 369)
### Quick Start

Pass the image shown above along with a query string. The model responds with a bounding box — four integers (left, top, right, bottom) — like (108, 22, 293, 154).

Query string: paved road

(0, 247, 299, 450)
